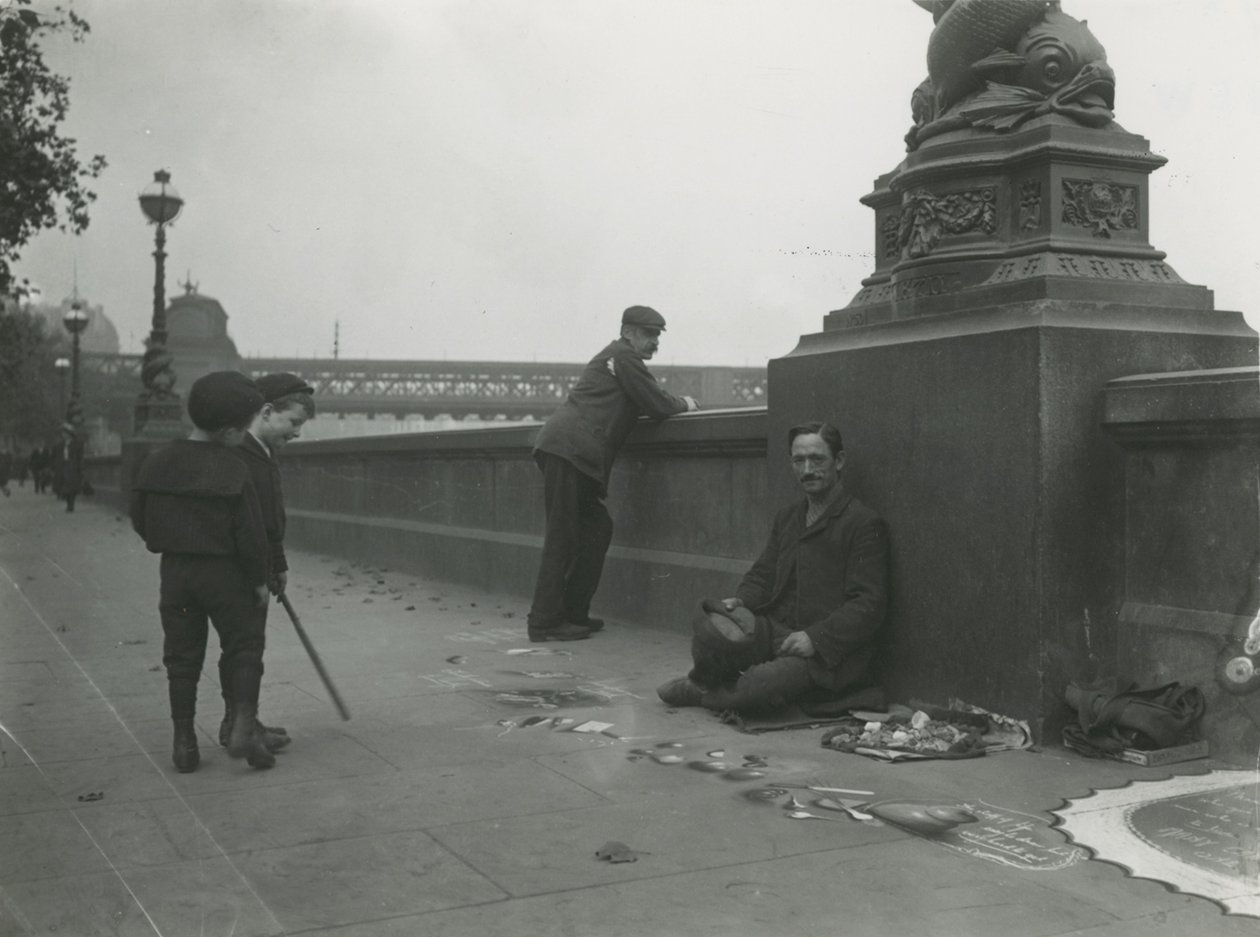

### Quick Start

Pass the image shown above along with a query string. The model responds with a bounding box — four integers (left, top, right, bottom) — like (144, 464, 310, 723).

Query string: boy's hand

(270, 571, 287, 596)
(253, 584, 269, 607)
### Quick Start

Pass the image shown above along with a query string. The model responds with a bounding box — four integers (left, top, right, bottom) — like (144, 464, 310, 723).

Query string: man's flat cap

(622, 305, 667, 331)
(187, 371, 264, 431)
(256, 372, 315, 402)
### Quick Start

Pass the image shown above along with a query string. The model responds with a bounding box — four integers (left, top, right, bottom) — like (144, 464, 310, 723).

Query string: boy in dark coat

(131, 371, 278, 772)
(217, 372, 315, 749)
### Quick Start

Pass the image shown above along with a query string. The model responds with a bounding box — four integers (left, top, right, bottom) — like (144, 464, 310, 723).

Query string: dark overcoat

(735, 488, 890, 693)
(233, 434, 288, 578)
(52, 438, 84, 497)
(532, 338, 690, 495)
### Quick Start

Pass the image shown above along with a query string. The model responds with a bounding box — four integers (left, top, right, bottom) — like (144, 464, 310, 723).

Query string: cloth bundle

(1062, 678, 1205, 757)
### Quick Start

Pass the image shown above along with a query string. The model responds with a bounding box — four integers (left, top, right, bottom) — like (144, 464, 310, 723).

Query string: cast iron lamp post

(61, 300, 88, 428)
(135, 170, 185, 435)
(54, 357, 70, 417)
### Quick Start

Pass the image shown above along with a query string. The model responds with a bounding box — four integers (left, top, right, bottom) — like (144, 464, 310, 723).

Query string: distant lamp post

(62, 300, 89, 428)
(135, 169, 185, 435)
(54, 356, 71, 417)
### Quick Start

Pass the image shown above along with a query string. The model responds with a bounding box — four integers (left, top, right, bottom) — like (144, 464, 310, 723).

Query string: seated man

(657, 420, 889, 713)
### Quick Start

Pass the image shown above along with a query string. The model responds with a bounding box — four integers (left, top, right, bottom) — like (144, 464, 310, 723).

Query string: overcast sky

(16, 0, 1260, 365)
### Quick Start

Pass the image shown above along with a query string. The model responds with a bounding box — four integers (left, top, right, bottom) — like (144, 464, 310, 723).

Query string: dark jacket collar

(798, 484, 852, 535)
(238, 433, 273, 463)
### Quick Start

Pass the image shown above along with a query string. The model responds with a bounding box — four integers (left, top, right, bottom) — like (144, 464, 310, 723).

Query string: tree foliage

(0, 1, 107, 297)
(0, 303, 64, 444)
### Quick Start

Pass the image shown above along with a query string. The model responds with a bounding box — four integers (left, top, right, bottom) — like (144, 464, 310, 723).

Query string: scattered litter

(428, 596, 441, 602)
(501, 611, 516, 619)
(570, 720, 615, 734)
(148, 665, 161, 672)
(504, 648, 572, 657)
(405, 605, 416, 611)
(596, 841, 642, 863)
(77, 792, 104, 802)
(117, 639, 148, 646)
(446, 655, 468, 665)
(362, 598, 374, 604)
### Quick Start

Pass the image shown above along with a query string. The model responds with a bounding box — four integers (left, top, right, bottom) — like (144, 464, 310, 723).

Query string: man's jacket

(735, 488, 890, 692)
(533, 338, 690, 495)
(233, 434, 289, 577)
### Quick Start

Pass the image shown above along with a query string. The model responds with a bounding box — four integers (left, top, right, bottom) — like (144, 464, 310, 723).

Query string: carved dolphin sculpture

(907, 1, 1116, 149)
(923, 0, 1052, 116)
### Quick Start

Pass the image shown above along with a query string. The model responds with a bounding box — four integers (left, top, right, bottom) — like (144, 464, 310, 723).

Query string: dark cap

(255, 372, 315, 403)
(187, 371, 264, 431)
(621, 305, 666, 332)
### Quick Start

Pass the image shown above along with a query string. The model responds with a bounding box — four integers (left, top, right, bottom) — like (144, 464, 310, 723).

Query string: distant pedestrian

(130, 371, 279, 773)
(215, 371, 315, 752)
(0, 447, 11, 497)
(28, 446, 47, 493)
(14, 450, 28, 487)
(51, 425, 84, 512)
(527, 305, 699, 642)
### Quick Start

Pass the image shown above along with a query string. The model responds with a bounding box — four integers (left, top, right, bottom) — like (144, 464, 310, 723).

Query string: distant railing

(81, 354, 766, 420)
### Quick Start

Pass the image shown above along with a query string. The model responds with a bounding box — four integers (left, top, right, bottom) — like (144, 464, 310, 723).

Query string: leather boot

(226, 665, 275, 770)
(221, 703, 290, 752)
(172, 719, 200, 773)
(221, 667, 288, 747)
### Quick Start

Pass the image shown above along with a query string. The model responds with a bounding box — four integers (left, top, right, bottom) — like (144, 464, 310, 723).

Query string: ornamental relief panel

(1061, 179, 1139, 238)
(897, 186, 996, 259)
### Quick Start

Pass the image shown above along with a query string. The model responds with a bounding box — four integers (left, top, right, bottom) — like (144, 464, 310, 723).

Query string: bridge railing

(81, 354, 767, 421)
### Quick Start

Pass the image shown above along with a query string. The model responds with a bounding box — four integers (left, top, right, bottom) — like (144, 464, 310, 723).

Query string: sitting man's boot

(656, 676, 705, 708)
(172, 718, 200, 773)
(226, 665, 276, 770)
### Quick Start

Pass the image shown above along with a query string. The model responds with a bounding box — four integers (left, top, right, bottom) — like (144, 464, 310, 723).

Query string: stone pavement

(0, 488, 1255, 937)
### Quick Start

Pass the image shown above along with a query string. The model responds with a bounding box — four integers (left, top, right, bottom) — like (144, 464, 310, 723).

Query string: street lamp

(62, 300, 89, 428)
(135, 169, 185, 436)
(54, 356, 70, 417)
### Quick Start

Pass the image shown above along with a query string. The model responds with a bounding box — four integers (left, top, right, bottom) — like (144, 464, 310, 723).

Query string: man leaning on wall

(527, 305, 700, 642)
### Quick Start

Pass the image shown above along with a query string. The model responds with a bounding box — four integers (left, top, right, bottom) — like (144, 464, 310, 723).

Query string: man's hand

(778, 631, 815, 658)
(270, 571, 288, 596)
(683, 396, 700, 412)
(720, 597, 744, 612)
(253, 584, 270, 608)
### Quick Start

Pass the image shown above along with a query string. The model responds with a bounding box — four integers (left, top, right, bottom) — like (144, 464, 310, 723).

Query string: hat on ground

(187, 371, 264, 431)
(622, 305, 667, 332)
(256, 372, 315, 403)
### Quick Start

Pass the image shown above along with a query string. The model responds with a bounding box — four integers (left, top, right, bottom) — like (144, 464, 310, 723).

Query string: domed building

(35, 297, 120, 354)
(164, 277, 243, 396)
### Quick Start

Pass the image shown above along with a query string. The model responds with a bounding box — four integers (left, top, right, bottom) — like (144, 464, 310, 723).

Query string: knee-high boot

(168, 678, 200, 773)
(225, 662, 275, 769)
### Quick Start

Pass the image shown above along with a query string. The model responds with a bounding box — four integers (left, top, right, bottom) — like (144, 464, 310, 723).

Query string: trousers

(528, 452, 613, 628)
(688, 615, 816, 713)
(159, 554, 266, 719)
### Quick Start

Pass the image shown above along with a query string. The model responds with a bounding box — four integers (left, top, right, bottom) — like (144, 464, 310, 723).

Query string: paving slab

(1, 491, 1256, 936)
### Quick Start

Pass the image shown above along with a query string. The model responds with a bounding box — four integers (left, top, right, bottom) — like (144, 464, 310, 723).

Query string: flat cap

(621, 305, 666, 331)
(187, 371, 264, 431)
(256, 372, 315, 402)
